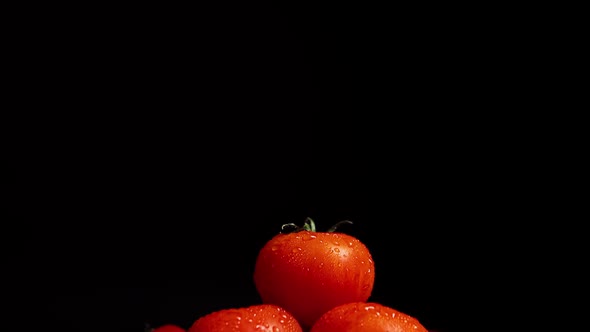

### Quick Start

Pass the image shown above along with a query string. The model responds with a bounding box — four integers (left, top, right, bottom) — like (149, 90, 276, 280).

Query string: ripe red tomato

(151, 324, 186, 332)
(309, 302, 428, 332)
(253, 219, 375, 328)
(188, 304, 303, 332)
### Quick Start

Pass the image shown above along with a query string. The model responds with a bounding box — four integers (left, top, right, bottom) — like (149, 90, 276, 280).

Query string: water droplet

(348, 241, 354, 247)
(292, 247, 302, 253)
(334, 241, 340, 245)
(302, 234, 317, 241)
(367, 268, 371, 273)
(271, 246, 279, 251)
(319, 262, 324, 268)
(273, 327, 280, 332)
(364, 305, 375, 310)
(236, 316, 241, 320)
(279, 319, 285, 324)
(333, 247, 340, 253)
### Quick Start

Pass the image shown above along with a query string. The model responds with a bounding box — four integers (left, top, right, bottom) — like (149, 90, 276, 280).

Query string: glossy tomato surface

(152, 324, 186, 332)
(188, 304, 302, 332)
(310, 302, 428, 332)
(254, 229, 375, 328)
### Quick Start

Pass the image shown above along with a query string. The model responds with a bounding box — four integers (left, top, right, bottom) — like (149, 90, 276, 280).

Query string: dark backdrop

(18, 3, 519, 332)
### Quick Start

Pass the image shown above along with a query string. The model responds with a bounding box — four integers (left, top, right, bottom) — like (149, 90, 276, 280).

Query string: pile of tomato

(149, 219, 430, 332)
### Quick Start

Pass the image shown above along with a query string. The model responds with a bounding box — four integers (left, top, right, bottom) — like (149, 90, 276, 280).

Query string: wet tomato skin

(310, 302, 428, 332)
(254, 230, 375, 328)
(188, 304, 303, 332)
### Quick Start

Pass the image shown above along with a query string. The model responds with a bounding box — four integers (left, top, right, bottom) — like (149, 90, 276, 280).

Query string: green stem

(303, 217, 316, 232)
(280, 218, 353, 233)
(327, 220, 353, 232)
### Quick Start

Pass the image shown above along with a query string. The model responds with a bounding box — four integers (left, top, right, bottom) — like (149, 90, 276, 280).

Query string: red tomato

(309, 302, 428, 332)
(253, 219, 375, 328)
(152, 324, 186, 332)
(188, 304, 303, 332)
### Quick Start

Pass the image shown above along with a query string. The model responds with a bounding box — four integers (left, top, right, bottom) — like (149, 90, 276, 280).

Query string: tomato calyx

(280, 217, 353, 234)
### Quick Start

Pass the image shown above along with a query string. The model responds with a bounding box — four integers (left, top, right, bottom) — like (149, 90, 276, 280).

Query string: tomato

(151, 324, 186, 332)
(188, 304, 303, 332)
(309, 302, 428, 332)
(253, 218, 375, 328)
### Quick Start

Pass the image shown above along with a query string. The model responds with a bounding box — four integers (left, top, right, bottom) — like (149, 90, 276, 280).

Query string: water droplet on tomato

(364, 305, 375, 310)
(271, 246, 279, 251)
(302, 234, 317, 241)
(348, 241, 354, 247)
(273, 327, 280, 332)
(334, 241, 340, 245)
(292, 247, 302, 253)
(333, 247, 340, 253)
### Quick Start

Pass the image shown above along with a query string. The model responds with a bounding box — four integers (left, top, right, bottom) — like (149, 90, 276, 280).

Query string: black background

(15, 3, 533, 332)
